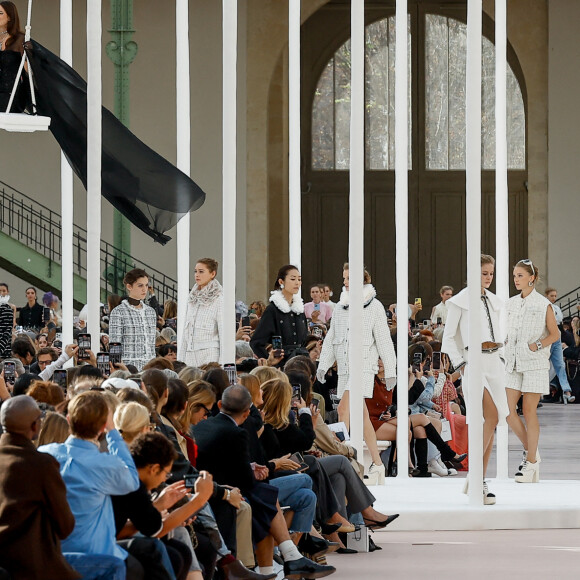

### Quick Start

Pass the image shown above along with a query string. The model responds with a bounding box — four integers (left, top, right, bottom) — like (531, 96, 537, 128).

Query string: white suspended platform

(369, 477, 580, 531)
(0, 112, 50, 132)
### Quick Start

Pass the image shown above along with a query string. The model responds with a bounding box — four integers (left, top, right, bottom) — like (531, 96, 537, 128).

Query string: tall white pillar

(347, 0, 365, 459)
(176, 0, 191, 359)
(60, 0, 74, 354)
(395, 0, 410, 479)
(221, 0, 238, 364)
(466, 0, 484, 504)
(494, 0, 510, 480)
(288, 0, 301, 269)
(86, 0, 102, 355)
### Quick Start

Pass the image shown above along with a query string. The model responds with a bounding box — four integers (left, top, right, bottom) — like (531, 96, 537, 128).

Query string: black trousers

(303, 455, 340, 523)
(118, 537, 170, 580)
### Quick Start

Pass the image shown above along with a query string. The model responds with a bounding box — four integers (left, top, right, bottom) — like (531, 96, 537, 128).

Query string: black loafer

(283, 556, 336, 579)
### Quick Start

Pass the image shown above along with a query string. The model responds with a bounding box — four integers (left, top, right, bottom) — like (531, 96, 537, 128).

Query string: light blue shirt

(39, 430, 139, 560)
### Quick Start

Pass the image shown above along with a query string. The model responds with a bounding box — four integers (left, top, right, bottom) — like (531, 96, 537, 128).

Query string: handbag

(440, 418, 452, 442)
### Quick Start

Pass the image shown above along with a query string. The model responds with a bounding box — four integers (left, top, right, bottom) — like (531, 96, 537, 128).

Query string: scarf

(338, 284, 377, 308)
(188, 279, 223, 307)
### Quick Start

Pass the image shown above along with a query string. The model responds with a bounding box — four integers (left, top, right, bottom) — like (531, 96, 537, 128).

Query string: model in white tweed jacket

(317, 279, 396, 483)
(182, 279, 223, 367)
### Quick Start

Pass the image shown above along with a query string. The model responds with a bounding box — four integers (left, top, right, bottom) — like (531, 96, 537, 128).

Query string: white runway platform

(368, 477, 580, 531)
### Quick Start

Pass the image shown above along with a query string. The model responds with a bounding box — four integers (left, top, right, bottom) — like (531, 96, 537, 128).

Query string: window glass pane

(334, 42, 351, 170)
(425, 14, 526, 170)
(312, 60, 335, 170)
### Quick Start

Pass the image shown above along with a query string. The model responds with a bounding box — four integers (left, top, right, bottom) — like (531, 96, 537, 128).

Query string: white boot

(515, 460, 540, 483)
(438, 457, 457, 476)
(428, 458, 448, 477)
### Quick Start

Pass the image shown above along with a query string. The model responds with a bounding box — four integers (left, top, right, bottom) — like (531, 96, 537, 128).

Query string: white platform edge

(368, 477, 580, 531)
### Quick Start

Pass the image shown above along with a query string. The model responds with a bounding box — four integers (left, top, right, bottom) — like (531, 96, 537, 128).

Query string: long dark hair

(0, 2, 24, 48)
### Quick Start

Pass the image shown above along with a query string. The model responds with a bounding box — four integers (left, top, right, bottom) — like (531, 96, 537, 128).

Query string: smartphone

(224, 363, 237, 385)
(43, 307, 51, 324)
(97, 352, 111, 377)
(289, 452, 309, 471)
(414, 297, 422, 307)
(386, 309, 393, 320)
(272, 335, 283, 358)
(437, 317, 442, 325)
(166, 318, 177, 331)
(53, 340, 63, 349)
(242, 316, 251, 328)
(412, 352, 423, 372)
(423, 319, 430, 327)
(313, 303, 320, 311)
(336, 431, 345, 442)
(78, 333, 91, 361)
(432, 352, 442, 371)
(53, 369, 68, 393)
(311, 398, 319, 411)
(3, 361, 15, 386)
(312, 326, 323, 339)
(184, 473, 201, 489)
(109, 342, 123, 364)
(291, 384, 301, 408)
(379, 410, 391, 421)
(423, 358, 431, 372)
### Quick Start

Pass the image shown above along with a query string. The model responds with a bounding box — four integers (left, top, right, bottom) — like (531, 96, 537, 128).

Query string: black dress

(0, 34, 28, 113)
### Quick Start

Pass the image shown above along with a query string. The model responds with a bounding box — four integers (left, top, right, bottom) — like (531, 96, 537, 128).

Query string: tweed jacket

(504, 289, 551, 372)
(182, 280, 223, 363)
(318, 285, 397, 381)
(109, 299, 157, 370)
(442, 287, 504, 369)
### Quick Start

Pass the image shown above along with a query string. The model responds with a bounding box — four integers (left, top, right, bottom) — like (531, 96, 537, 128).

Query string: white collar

(0, 295, 10, 305)
(448, 287, 504, 312)
(338, 284, 377, 307)
(269, 290, 304, 314)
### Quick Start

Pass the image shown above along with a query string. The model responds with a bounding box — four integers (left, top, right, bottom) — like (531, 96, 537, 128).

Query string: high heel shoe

(515, 460, 540, 483)
(362, 514, 399, 529)
(368, 462, 386, 485)
(320, 522, 342, 535)
(462, 478, 496, 504)
(447, 453, 467, 469)
(563, 391, 575, 404)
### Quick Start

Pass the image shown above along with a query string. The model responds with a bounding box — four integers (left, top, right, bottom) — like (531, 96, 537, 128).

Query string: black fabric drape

(26, 41, 205, 244)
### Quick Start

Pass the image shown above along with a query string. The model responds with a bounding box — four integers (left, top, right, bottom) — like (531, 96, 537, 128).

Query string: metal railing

(0, 180, 178, 305)
(558, 286, 580, 318)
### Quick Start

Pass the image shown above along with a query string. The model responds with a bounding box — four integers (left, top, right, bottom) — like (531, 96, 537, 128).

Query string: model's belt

(465, 342, 504, 353)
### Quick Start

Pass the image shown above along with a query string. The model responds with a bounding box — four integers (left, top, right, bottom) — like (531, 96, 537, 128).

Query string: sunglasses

(199, 404, 212, 417)
(519, 258, 534, 271)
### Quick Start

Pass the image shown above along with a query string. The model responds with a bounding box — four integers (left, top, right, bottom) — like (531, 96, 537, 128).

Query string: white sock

(279, 539, 302, 562)
(258, 566, 274, 575)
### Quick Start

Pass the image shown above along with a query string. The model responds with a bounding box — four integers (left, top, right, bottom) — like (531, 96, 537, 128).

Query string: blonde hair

(36, 412, 70, 447)
(239, 374, 262, 406)
(179, 366, 203, 385)
(181, 380, 216, 429)
(114, 402, 150, 443)
(481, 254, 495, 266)
(514, 259, 540, 283)
(250, 366, 283, 385)
(261, 378, 292, 430)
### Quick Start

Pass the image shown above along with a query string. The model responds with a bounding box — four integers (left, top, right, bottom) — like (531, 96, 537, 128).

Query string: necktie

(481, 294, 496, 342)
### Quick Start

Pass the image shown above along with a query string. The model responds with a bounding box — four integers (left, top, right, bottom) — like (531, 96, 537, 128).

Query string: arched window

(311, 14, 525, 171)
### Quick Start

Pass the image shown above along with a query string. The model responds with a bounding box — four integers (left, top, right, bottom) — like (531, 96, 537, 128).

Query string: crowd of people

(0, 254, 578, 579)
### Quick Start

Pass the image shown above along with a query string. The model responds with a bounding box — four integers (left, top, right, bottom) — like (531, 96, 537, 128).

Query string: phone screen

(4, 362, 15, 386)
(272, 336, 283, 357)
(412, 352, 422, 371)
(224, 364, 237, 385)
(184, 474, 200, 489)
(97, 352, 110, 377)
(53, 369, 68, 392)
(437, 317, 442, 325)
(78, 333, 91, 360)
(43, 307, 51, 323)
(423, 319, 429, 327)
(313, 303, 320, 311)
(291, 384, 301, 407)
(109, 342, 123, 364)
(432, 352, 442, 371)
(242, 316, 251, 328)
(311, 398, 319, 411)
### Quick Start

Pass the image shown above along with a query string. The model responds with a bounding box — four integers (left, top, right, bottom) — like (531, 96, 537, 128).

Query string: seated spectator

(39, 391, 141, 578)
(114, 402, 151, 444)
(249, 301, 267, 318)
(30, 346, 58, 375)
(35, 332, 49, 352)
(37, 411, 70, 446)
(27, 380, 65, 407)
(116, 387, 155, 414)
(0, 396, 78, 580)
(304, 285, 333, 326)
(11, 371, 40, 396)
(178, 365, 204, 386)
(236, 340, 255, 361)
(144, 356, 175, 372)
(158, 343, 178, 363)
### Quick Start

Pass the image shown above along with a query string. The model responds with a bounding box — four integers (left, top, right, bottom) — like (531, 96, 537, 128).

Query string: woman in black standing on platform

(250, 265, 309, 365)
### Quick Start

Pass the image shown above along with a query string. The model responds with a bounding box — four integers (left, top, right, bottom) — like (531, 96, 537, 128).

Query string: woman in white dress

(317, 264, 397, 484)
(442, 254, 508, 503)
(182, 258, 223, 367)
(504, 259, 560, 483)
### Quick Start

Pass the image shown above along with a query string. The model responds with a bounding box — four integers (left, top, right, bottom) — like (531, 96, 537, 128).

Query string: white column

(176, 0, 191, 359)
(395, 0, 409, 479)
(221, 0, 237, 364)
(494, 0, 509, 480)
(60, 0, 74, 355)
(288, 0, 301, 269)
(466, 0, 484, 504)
(86, 0, 102, 355)
(348, 0, 364, 458)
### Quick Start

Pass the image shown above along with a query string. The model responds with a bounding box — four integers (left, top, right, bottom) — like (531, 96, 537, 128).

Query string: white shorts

(505, 368, 550, 395)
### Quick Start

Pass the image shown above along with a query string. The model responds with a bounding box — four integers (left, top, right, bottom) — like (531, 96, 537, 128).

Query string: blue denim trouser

(269, 473, 316, 533)
(550, 340, 571, 392)
(64, 552, 126, 580)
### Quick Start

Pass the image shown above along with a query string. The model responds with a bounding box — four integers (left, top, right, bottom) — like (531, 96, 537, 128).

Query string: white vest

(504, 289, 551, 372)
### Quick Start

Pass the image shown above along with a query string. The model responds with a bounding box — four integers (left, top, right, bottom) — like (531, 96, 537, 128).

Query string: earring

(528, 280, 534, 287)
(280, 284, 284, 290)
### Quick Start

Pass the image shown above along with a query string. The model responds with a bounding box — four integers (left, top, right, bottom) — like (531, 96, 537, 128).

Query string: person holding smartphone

(442, 255, 509, 503)
(181, 258, 223, 367)
(316, 264, 397, 485)
(304, 285, 332, 325)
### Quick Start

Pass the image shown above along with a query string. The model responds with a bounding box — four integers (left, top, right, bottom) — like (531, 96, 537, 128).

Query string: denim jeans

(269, 473, 316, 533)
(550, 340, 571, 392)
(64, 552, 126, 580)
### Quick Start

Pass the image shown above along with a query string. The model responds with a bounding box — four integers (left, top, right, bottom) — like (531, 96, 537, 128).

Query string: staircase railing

(0, 180, 177, 306)
(558, 286, 580, 319)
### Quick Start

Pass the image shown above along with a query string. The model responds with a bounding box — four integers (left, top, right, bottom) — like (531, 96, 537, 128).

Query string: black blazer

(193, 412, 256, 495)
(260, 413, 316, 460)
(18, 302, 43, 330)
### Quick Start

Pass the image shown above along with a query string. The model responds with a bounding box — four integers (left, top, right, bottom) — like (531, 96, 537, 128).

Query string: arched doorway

(300, 1, 527, 312)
